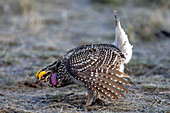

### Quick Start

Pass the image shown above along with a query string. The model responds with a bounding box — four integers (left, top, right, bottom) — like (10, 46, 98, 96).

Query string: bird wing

(65, 44, 130, 100)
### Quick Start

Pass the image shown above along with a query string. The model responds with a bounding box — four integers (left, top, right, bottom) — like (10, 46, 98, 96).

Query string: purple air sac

(50, 73, 57, 86)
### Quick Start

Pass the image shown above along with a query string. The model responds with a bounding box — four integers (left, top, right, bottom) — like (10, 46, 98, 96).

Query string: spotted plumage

(35, 12, 133, 106)
(65, 44, 129, 100)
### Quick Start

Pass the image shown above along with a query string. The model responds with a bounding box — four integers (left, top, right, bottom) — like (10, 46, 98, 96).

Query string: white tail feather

(113, 11, 133, 64)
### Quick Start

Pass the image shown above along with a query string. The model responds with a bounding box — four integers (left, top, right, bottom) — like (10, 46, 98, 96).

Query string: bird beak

(35, 78, 40, 84)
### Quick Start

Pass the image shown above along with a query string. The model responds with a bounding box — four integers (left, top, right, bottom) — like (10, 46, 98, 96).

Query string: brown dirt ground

(0, 0, 169, 112)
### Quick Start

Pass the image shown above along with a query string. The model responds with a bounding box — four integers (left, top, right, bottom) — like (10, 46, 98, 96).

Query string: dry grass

(0, 0, 170, 112)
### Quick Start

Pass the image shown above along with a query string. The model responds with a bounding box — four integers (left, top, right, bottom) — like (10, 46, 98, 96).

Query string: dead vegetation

(0, 0, 169, 112)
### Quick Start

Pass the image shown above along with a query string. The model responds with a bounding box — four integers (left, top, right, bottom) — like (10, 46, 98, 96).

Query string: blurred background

(0, 0, 169, 112)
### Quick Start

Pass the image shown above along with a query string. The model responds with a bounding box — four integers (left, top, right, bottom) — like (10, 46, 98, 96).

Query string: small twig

(152, 100, 160, 106)
(98, 106, 108, 111)
(143, 65, 161, 77)
(33, 98, 60, 108)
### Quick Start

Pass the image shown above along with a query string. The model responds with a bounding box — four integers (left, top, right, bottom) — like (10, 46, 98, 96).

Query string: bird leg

(93, 92, 100, 102)
(86, 88, 96, 106)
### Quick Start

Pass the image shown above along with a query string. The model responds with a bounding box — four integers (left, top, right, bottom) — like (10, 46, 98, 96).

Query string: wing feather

(65, 44, 131, 100)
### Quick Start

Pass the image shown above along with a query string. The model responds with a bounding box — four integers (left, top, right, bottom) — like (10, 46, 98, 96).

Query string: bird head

(35, 68, 58, 87)
(35, 60, 72, 87)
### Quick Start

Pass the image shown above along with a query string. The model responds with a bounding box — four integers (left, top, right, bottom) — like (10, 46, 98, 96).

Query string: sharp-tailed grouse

(35, 12, 133, 106)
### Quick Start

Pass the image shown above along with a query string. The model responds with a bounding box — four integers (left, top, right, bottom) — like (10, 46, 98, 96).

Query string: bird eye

(42, 71, 52, 79)
(43, 74, 47, 78)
